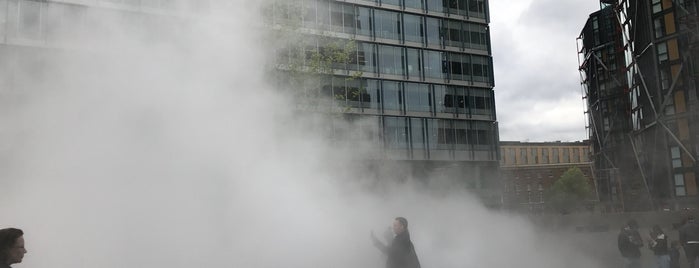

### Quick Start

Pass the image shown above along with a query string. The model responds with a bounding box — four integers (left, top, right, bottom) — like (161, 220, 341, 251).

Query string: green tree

(546, 167, 592, 214)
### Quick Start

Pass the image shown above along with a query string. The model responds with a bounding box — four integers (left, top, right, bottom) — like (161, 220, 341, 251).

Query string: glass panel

(374, 9, 400, 40)
(382, 81, 402, 111)
(410, 118, 426, 150)
(346, 77, 362, 108)
(384, 117, 408, 149)
(379, 45, 404, 76)
(355, 42, 376, 73)
(428, 119, 453, 150)
(671, 147, 681, 158)
(448, 53, 463, 81)
(675, 174, 685, 185)
(404, 82, 431, 112)
(453, 86, 468, 115)
(445, 19, 462, 48)
(405, 0, 422, 10)
(424, 50, 445, 79)
(19, 0, 42, 40)
(434, 85, 453, 113)
(403, 13, 423, 43)
(316, 0, 330, 30)
(470, 88, 493, 116)
(355, 6, 372, 37)
(330, 2, 355, 34)
(362, 79, 381, 109)
(467, 23, 488, 50)
(0, 0, 6, 38)
(676, 187, 687, 196)
(425, 16, 441, 46)
(426, 0, 444, 13)
(406, 48, 421, 78)
(468, 0, 486, 18)
(302, 0, 316, 28)
(472, 55, 490, 83)
(454, 120, 469, 149)
(382, 0, 400, 7)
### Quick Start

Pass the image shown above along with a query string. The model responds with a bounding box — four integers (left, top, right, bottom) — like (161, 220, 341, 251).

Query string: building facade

(579, 0, 699, 212)
(269, 0, 501, 203)
(500, 141, 595, 213)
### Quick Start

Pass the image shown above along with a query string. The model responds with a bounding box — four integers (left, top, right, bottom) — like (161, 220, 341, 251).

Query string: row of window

(501, 147, 590, 165)
(271, 1, 489, 51)
(279, 40, 493, 84)
(286, 76, 495, 117)
(354, 0, 488, 18)
(335, 115, 495, 148)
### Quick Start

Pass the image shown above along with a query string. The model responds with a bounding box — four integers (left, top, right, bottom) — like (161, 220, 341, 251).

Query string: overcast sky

(491, 0, 601, 142)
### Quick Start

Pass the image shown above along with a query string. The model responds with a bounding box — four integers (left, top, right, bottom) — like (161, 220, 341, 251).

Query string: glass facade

(269, 0, 496, 162)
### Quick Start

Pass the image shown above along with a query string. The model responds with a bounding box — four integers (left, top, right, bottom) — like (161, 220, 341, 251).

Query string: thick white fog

(0, 1, 604, 268)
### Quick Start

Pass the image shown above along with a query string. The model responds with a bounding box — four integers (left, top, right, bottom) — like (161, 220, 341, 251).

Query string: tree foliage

(546, 167, 592, 214)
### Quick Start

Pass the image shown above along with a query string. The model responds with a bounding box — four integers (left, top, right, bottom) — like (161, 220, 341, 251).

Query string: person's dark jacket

(679, 221, 699, 245)
(618, 227, 643, 258)
(374, 231, 421, 268)
(650, 232, 669, 256)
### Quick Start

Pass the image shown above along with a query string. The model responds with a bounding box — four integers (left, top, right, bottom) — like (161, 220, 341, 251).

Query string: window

(355, 6, 372, 37)
(444, 19, 462, 48)
(472, 55, 491, 83)
(403, 13, 424, 44)
(541, 148, 549, 164)
(382, 81, 402, 111)
(573, 148, 580, 162)
(428, 119, 453, 150)
(562, 148, 570, 163)
(354, 42, 377, 73)
(654, 17, 666, 38)
(434, 85, 453, 113)
(384, 117, 409, 149)
(520, 148, 527, 164)
(405, 0, 422, 10)
(671, 146, 682, 168)
(0, 0, 6, 37)
(404, 82, 431, 112)
(675, 173, 686, 196)
(552, 148, 559, 163)
(423, 50, 445, 79)
(448, 53, 465, 81)
(406, 48, 422, 78)
(18, 0, 43, 40)
(652, 0, 662, 14)
(330, 2, 355, 34)
(382, 0, 400, 7)
(426, 0, 444, 13)
(466, 23, 488, 51)
(470, 88, 493, 116)
(378, 45, 404, 76)
(361, 79, 381, 110)
(454, 120, 468, 149)
(468, 0, 486, 19)
(425, 17, 442, 47)
(529, 148, 537, 164)
(375, 9, 400, 40)
(657, 42, 668, 63)
(410, 118, 426, 150)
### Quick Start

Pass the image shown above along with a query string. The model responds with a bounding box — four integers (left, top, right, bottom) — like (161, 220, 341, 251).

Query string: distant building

(499, 141, 595, 213)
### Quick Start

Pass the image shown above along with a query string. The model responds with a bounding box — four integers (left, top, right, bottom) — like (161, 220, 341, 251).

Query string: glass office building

(270, 0, 501, 203)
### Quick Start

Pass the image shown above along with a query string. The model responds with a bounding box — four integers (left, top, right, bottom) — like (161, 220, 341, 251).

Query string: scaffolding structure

(580, 0, 699, 211)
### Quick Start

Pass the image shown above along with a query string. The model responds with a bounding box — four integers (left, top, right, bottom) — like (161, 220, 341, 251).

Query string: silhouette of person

(0, 228, 27, 268)
(371, 217, 421, 268)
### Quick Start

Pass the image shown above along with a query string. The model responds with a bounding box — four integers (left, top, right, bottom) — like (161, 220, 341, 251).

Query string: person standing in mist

(618, 220, 644, 268)
(371, 217, 421, 268)
(679, 215, 699, 268)
(0, 228, 27, 268)
(648, 225, 670, 268)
